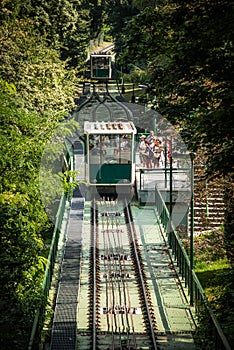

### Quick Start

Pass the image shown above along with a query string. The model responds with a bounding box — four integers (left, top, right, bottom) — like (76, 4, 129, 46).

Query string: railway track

(85, 197, 159, 349)
(75, 83, 134, 127)
(49, 84, 198, 350)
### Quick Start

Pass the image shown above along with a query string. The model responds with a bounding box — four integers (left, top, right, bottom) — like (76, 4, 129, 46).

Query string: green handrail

(28, 140, 74, 350)
(154, 184, 232, 350)
(28, 194, 67, 350)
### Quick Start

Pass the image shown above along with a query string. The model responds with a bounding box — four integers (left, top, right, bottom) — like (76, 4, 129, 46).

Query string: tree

(0, 19, 77, 114)
(0, 0, 90, 68)
(0, 0, 86, 346)
(114, 2, 234, 264)
(0, 86, 55, 348)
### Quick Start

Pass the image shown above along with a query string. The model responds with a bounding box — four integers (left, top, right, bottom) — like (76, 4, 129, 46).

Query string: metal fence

(28, 194, 67, 350)
(28, 140, 74, 350)
(154, 184, 232, 350)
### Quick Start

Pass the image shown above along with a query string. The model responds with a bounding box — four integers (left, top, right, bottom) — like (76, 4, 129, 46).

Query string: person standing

(153, 138, 163, 168)
(143, 139, 153, 168)
(146, 130, 154, 143)
(138, 135, 146, 167)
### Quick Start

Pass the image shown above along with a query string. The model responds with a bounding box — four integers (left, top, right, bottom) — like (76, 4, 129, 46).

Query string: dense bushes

(0, 2, 85, 347)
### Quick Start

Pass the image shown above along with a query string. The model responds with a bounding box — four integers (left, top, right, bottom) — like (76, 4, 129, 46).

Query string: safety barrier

(154, 185, 232, 350)
(28, 194, 68, 350)
(28, 141, 74, 349)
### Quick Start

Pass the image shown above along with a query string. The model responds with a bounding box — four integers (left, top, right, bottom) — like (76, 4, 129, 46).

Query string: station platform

(135, 163, 191, 234)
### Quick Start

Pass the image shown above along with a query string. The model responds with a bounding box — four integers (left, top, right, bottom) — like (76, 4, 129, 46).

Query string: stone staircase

(193, 164, 225, 234)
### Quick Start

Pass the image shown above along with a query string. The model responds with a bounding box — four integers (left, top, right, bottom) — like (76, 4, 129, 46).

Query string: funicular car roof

(84, 121, 136, 134)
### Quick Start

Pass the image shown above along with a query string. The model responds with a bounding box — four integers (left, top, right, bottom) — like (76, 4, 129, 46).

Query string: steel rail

(110, 202, 133, 350)
(107, 94, 133, 121)
(92, 98, 113, 122)
(100, 199, 135, 349)
(93, 198, 158, 348)
(109, 200, 132, 349)
(101, 211, 110, 331)
(102, 201, 118, 337)
(90, 83, 133, 122)
(119, 245, 137, 349)
(100, 200, 114, 338)
(76, 82, 134, 128)
(99, 43, 115, 54)
(117, 244, 135, 349)
(112, 225, 127, 343)
(92, 97, 131, 123)
(91, 199, 98, 350)
(124, 199, 158, 350)
(106, 212, 119, 335)
(113, 203, 134, 348)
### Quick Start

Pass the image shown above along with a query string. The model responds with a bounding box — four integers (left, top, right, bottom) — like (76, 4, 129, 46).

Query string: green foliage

(89, 0, 106, 39)
(115, 0, 234, 176)
(0, 0, 233, 347)
(122, 65, 150, 83)
(60, 170, 80, 196)
(104, 0, 139, 63)
(0, 0, 87, 346)
(224, 181, 234, 266)
(0, 188, 52, 348)
(0, 78, 16, 94)
(0, 87, 55, 347)
(195, 309, 222, 350)
(39, 118, 81, 225)
(109, 1, 234, 344)
(0, 19, 77, 114)
(194, 230, 227, 266)
(132, 0, 157, 10)
(112, 0, 234, 268)
(0, 40, 81, 343)
(195, 268, 234, 347)
(192, 230, 234, 346)
(0, 0, 90, 68)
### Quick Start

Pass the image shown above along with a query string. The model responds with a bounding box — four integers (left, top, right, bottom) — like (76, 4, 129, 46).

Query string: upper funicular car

(90, 54, 112, 80)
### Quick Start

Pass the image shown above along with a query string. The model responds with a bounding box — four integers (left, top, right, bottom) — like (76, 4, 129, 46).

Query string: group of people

(138, 131, 164, 168)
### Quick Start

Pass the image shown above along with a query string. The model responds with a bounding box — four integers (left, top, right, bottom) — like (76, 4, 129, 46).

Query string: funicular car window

(92, 57, 109, 70)
(89, 134, 131, 164)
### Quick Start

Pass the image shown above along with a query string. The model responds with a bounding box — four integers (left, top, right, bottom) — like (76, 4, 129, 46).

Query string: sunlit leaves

(0, 0, 87, 347)
(0, 20, 77, 114)
(0, 81, 60, 346)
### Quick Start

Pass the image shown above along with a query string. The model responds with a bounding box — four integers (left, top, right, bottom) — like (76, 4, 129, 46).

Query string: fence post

(169, 148, 173, 248)
(190, 153, 195, 306)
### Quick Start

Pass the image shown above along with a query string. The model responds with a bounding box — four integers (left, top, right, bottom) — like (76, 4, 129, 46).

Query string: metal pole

(131, 83, 135, 103)
(164, 144, 167, 188)
(145, 93, 148, 112)
(140, 169, 142, 190)
(153, 116, 157, 137)
(169, 139, 173, 248)
(120, 65, 123, 85)
(190, 153, 194, 306)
